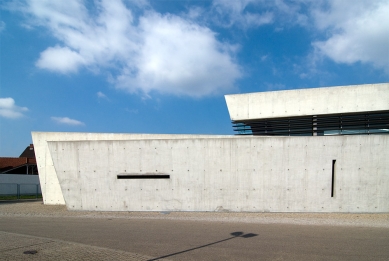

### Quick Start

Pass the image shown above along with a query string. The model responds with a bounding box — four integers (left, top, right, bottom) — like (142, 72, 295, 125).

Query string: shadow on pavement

(148, 231, 258, 261)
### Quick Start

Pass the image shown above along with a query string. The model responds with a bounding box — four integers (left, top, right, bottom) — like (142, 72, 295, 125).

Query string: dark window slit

(117, 174, 170, 179)
(331, 160, 336, 197)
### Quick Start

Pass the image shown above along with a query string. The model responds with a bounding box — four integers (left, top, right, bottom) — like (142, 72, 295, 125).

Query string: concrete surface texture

(32, 132, 233, 205)
(225, 83, 389, 120)
(1, 201, 389, 261)
(47, 135, 388, 212)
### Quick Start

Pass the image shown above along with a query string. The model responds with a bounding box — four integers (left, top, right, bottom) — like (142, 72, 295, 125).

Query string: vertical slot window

(331, 160, 336, 197)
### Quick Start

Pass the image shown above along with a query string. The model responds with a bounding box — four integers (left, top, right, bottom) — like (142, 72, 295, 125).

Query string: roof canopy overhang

(225, 83, 389, 121)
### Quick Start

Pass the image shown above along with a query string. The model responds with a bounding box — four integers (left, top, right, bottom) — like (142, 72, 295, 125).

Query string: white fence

(0, 174, 41, 199)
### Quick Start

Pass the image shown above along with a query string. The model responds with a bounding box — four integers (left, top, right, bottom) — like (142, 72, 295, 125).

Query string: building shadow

(148, 231, 258, 261)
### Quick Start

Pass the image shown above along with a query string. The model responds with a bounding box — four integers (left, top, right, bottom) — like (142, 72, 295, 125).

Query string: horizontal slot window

(117, 174, 170, 179)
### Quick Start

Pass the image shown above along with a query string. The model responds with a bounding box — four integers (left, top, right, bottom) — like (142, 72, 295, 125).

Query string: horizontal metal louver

(232, 110, 389, 136)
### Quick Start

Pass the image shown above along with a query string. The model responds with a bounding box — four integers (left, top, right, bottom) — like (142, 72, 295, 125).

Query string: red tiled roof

(0, 144, 37, 173)
(0, 157, 28, 169)
(0, 157, 36, 172)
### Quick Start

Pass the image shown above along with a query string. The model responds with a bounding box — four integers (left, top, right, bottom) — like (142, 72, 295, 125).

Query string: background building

(0, 144, 38, 175)
(0, 144, 41, 199)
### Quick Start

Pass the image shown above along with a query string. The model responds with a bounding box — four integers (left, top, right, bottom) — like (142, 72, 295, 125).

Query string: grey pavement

(0, 231, 164, 261)
(1, 200, 389, 260)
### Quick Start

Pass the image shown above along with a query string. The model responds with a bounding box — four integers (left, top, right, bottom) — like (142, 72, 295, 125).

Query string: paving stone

(0, 232, 169, 261)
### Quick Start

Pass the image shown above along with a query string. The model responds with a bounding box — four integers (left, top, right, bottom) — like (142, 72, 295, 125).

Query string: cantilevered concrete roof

(225, 83, 389, 121)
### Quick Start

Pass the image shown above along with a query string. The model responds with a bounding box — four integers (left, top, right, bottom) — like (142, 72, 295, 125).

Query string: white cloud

(210, 0, 310, 28)
(51, 116, 85, 126)
(0, 98, 28, 119)
(36, 46, 86, 73)
(212, 0, 274, 28)
(97, 91, 108, 99)
(311, 0, 389, 72)
(0, 21, 5, 32)
(16, 0, 242, 97)
(209, 0, 388, 75)
(97, 91, 110, 101)
(116, 12, 241, 97)
(273, 0, 308, 26)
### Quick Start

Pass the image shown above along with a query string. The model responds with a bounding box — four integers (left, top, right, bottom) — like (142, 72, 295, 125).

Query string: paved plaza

(0, 231, 164, 261)
(1, 200, 389, 260)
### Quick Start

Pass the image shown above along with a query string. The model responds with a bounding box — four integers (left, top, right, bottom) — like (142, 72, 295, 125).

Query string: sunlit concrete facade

(225, 83, 389, 120)
(33, 83, 389, 212)
(32, 132, 231, 205)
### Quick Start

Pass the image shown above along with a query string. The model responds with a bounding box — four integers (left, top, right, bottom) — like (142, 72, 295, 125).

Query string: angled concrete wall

(32, 132, 234, 205)
(225, 83, 389, 120)
(47, 135, 389, 212)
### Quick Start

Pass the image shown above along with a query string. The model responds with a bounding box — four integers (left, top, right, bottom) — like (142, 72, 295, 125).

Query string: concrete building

(32, 83, 389, 212)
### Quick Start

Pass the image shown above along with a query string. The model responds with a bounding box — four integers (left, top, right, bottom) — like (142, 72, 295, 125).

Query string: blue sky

(0, 0, 388, 156)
